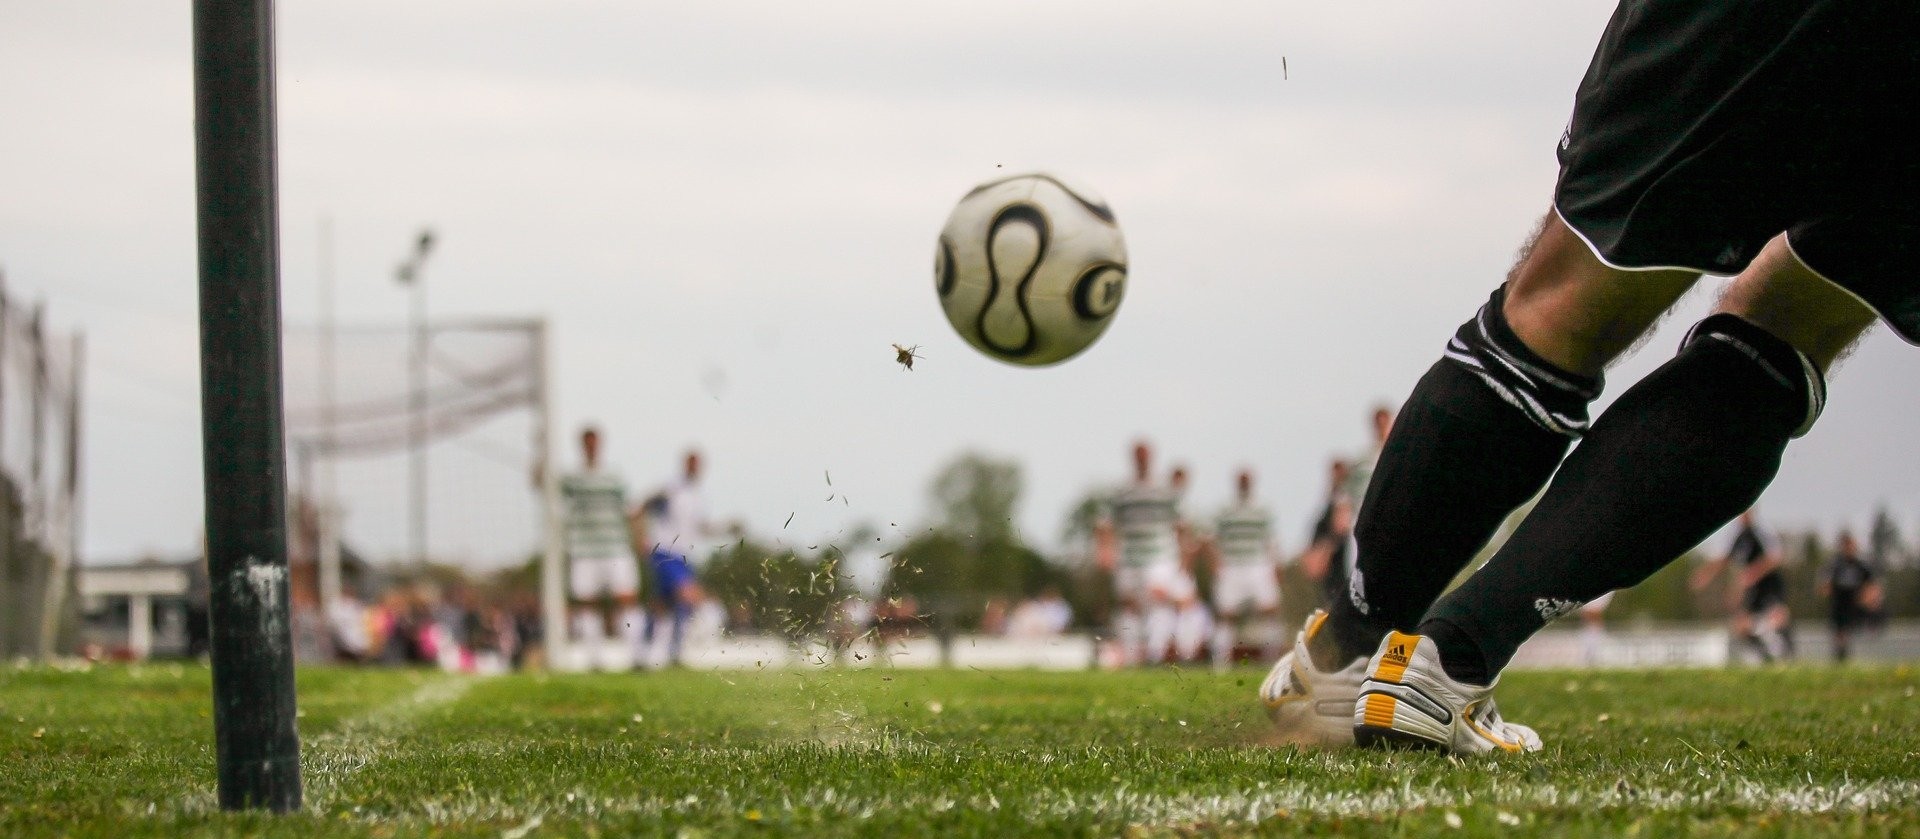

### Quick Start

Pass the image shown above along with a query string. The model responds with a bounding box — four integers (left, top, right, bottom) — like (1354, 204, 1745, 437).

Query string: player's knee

(1679, 313, 1825, 438)
(1715, 267, 1878, 373)
(1443, 284, 1604, 438)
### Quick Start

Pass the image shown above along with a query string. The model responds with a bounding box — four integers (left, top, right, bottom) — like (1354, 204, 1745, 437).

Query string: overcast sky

(3, 1, 1916, 569)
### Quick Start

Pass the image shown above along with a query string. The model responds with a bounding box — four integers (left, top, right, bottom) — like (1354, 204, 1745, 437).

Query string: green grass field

(3, 662, 1917, 837)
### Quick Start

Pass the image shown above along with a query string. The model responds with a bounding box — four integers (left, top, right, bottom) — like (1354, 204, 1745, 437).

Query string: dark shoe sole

(1353, 724, 1446, 752)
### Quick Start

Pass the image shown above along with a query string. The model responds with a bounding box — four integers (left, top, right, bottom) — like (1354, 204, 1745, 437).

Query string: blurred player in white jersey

(1209, 469, 1283, 668)
(1095, 441, 1185, 666)
(560, 426, 645, 668)
(640, 448, 713, 668)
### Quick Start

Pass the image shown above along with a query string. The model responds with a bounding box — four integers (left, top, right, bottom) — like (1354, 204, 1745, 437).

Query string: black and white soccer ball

(934, 173, 1127, 366)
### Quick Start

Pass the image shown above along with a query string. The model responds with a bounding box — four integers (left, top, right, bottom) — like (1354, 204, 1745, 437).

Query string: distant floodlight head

(395, 228, 436, 285)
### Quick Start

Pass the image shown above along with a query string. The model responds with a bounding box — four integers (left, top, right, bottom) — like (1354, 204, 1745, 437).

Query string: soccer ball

(934, 173, 1127, 366)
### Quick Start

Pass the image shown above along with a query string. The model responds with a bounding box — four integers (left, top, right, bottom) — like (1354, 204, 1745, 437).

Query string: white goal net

(280, 317, 566, 657)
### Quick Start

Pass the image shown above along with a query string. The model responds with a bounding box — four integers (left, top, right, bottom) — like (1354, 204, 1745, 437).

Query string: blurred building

(77, 556, 204, 661)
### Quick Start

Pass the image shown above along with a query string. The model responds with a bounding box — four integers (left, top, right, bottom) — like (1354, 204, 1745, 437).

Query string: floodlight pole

(397, 230, 434, 569)
(316, 216, 342, 612)
(193, 0, 302, 812)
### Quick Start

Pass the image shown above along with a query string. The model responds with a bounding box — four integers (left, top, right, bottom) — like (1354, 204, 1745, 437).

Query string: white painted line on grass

(302, 676, 477, 812)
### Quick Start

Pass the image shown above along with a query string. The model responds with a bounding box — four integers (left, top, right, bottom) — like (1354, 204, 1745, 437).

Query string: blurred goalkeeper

(1264, 1, 1917, 754)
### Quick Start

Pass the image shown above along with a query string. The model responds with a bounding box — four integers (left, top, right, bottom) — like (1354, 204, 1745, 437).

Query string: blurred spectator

(875, 595, 919, 645)
(1007, 587, 1073, 639)
(326, 587, 372, 663)
(980, 597, 1011, 636)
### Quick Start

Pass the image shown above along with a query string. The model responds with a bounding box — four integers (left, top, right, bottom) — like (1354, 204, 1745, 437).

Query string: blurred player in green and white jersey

(560, 426, 645, 669)
(1209, 469, 1283, 668)
(1148, 465, 1210, 664)
(1094, 441, 1186, 666)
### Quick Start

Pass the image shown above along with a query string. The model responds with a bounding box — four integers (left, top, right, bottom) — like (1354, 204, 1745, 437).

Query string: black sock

(1324, 286, 1592, 664)
(1420, 618, 1492, 684)
(1422, 314, 1824, 682)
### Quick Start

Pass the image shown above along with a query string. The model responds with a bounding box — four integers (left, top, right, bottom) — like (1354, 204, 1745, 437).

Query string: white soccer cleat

(1352, 630, 1542, 755)
(1259, 609, 1369, 747)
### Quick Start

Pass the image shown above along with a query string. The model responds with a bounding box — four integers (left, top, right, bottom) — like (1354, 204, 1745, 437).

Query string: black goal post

(193, 0, 303, 812)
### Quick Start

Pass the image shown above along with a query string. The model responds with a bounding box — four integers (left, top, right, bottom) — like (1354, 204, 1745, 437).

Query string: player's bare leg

(1502, 216, 1700, 377)
(1716, 235, 1879, 372)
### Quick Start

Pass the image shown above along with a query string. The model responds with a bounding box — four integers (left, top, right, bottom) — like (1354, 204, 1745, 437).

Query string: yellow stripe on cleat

(1373, 631, 1419, 683)
(1303, 610, 1330, 642)
(1362, 693, 1397, 728)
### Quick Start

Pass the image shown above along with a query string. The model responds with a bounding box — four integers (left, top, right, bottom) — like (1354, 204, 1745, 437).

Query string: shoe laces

(1466, 696, 1532, 744)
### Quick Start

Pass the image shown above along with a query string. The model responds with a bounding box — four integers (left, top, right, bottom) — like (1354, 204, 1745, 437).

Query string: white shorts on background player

(569, 555, 639, 600)
(1112, 566, 1150, 604)
(1114, 562, 1192, 605)
(1213, 564, 1280, 613)
(1144, 561, 1196, 604)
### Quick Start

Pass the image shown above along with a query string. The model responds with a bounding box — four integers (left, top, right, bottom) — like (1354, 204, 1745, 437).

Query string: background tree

(1870, 506, 1906, 569)
(931, 452, 1022, 544)
(885, 451, 1077, 632)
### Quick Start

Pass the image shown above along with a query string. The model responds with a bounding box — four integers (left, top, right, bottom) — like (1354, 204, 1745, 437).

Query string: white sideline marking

(339, 778, 1920, 825)
(302, 676, 476, 810)
(165, 675, 476, 816)
(328, 741, 1920, 826)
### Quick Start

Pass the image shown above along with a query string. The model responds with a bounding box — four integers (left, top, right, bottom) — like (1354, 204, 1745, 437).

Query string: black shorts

(1555, 0, 1920, 343)
(1742, 573, 1788, 616)
(1830, 600, 1869, 630)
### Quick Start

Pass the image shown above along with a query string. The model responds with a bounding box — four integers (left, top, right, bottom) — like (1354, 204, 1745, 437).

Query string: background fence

(0, 269, 85, 660)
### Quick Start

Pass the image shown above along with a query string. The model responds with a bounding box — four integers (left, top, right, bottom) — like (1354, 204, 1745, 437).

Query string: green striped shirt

(1215, 503, 1274, 566)
(561, 470, 632, 559)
